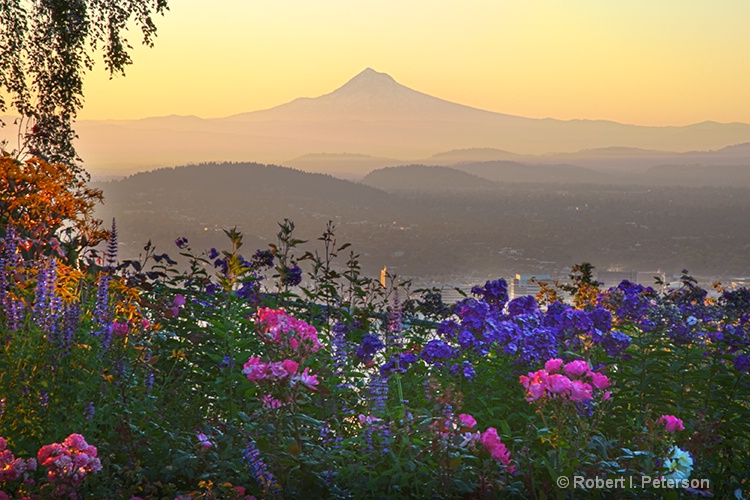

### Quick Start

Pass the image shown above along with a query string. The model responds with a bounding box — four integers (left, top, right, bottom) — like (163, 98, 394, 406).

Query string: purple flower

(242, 441, 279, 494)
(380, 353, 418, 376)
(93, 267, 111, 336)
(218, 356, 235, 369)
(252, 249, 275, 268)
(356, 334, 384, 363)
(420, 339, 457, 364)
(332, 322, 349, 375)
(471, 279, 509, 310)
(734, 354, 750, 374)
(457, 329, 476, 349)
(602, 330, 632, 357)
(144, 372, 154, 394)
(175, 237, 189, 249)
(508, 295, 538, 317)
(84, 402, 95, 420)
(369, 374, 389, 415)
(437, 319, 460, 340)
(33, 257, 58, 329)
(462, 360, 476, 380)
(282, 265, 302, 287)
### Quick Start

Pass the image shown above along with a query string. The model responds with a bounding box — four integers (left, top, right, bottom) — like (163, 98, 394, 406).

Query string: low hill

(448, 161, 619, 184)
(361, 165, 494, 192)
(95, 162, 396, 256)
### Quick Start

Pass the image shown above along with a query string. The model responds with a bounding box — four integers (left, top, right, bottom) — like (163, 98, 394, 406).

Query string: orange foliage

(0, 155, 107, 248)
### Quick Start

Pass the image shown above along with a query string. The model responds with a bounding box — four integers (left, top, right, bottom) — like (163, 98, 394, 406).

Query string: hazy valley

(6, 67, 748, 290)
(95, 160, 750, 293)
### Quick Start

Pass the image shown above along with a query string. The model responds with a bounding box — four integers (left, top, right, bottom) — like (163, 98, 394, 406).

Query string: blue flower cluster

(471, 279, 509, 311)
(380, 352, 418, 376)
(419, 339, 457, 365)
(426, 278, 629, 371)
(355, 334, 384, 363)
(281, 264, 302, 287)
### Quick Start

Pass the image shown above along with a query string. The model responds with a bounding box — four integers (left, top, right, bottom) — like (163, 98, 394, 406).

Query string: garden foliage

(1, 163, 749, 498)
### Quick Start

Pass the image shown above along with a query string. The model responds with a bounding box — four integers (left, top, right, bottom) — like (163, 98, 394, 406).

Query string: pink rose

(568, 380, 593, 402)
(480, 427, 501, 449)
(38, 443, 66, 467)
(282, 359, 300, 377)
(480, 427, 512, 466)
(524, 370, 548, 401)
(544, 358, 564, 374)
(659, 414, 685, 432)
(63, 434, 88, 451)
(589, 371, 611, 389)
(269, 362, 289, 379)
(563, 360, 590, 379)
(458, 413, 477, 429)
(547, 374, 573, 395)
(242, 357, 268, 381)
(527, 381, 546, 401)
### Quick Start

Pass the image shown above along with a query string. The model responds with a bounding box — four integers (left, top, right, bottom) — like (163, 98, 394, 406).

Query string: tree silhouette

(0, 0, 169, 175)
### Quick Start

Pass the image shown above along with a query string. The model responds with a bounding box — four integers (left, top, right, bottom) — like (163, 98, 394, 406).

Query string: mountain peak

(331, 67, 402, 95)
(349, 67, 396, 83)
(232, 68, 512, 120)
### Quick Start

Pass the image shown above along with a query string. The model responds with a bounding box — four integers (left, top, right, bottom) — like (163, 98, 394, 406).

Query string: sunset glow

(77, 1, 750, 126)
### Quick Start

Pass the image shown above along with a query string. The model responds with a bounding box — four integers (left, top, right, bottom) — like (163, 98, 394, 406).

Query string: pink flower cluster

(243, 309, 322, 394)
(257, 308, 322, 354)
(519, 358, 611, 403)
(242, 357, 319, 391)
(0, 437, 37, 481)
(480, 427, 515, 472)
(429, 413, 515, 472)
(37, 433, 102, 485)
(659, 414, 685, 433)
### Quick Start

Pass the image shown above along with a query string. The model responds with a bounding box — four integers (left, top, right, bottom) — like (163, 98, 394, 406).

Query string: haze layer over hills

(5, 68, 749, 177)
(95, 161, 750, 289)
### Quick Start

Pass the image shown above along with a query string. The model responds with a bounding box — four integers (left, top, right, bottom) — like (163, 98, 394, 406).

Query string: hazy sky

(78, 1, 750, 126)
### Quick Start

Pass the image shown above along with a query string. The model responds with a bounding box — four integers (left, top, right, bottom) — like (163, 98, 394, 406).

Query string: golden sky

(78, 1, 750, 126)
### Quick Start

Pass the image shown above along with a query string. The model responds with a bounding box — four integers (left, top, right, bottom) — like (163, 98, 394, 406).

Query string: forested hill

(95, 161, 750, 282)
(117, 162, 388, 205)
(361, 165, 494, 192)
